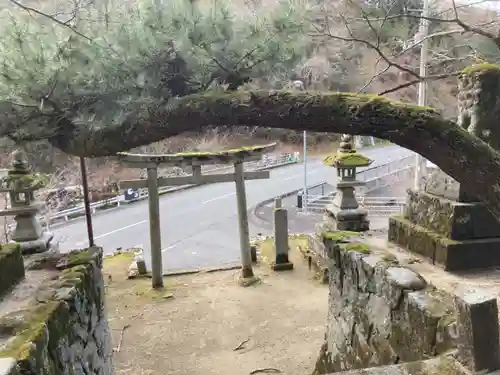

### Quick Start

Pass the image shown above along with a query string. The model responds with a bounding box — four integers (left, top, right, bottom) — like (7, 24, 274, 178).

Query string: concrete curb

(162, 264, 242, 277)
(250, 188, 305, 228)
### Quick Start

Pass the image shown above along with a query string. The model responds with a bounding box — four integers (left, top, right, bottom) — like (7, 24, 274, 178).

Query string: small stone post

(147, 167, 163, 289)
(234, 161, 255, 281)
(454, 288, 500, 372)
(272, 200, 293, 271)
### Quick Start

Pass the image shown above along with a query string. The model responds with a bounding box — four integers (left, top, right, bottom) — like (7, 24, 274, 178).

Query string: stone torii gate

(117, 143, 276, 288)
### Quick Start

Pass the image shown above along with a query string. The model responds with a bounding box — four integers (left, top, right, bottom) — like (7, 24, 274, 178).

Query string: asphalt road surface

(54, 145, 413, 273)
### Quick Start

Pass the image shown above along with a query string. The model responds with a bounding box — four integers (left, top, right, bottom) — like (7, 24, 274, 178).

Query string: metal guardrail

(301, 156, 414, 214)
(305, 195, 406, 215)
(39, 152, 299, 223)
(303, 156, 413, 207)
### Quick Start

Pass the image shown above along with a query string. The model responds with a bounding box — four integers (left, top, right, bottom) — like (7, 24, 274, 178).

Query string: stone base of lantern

(324, 204, 370, 232)
(11, 230, 54, 255)
(11, 212, 45, 243)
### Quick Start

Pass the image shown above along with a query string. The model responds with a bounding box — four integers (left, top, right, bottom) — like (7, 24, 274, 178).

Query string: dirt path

(104, 240, 328, 375)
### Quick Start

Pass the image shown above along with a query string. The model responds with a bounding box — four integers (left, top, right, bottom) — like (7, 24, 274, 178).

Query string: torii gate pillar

(117, 143, 276, 288)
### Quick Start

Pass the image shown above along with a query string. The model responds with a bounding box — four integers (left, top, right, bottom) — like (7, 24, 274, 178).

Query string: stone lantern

(0, 150, 53, 254)
(322, 134, 373, 231)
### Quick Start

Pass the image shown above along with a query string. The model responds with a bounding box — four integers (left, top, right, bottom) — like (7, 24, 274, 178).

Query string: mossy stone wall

(313, 235, 458, 374)
(0, 247, 114, 375)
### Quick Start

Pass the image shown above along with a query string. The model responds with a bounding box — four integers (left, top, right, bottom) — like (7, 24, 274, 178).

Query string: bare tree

(310, 0, 500, 112)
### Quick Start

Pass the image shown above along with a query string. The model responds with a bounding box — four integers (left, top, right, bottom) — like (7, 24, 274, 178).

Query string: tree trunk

(49, 91, 500, 217)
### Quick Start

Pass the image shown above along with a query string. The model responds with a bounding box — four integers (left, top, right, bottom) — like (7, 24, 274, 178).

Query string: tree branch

(7, 0, 93, 42)
(46, 90, 500, 218)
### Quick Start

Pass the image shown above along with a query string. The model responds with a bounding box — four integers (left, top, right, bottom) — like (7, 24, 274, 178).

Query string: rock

(386, 267, 427, 291)
(127, 262, 139, 279)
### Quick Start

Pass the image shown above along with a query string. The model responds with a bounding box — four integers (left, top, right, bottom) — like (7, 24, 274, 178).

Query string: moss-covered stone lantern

(322, 134, 373, 231)
(0, 150, 53, 254)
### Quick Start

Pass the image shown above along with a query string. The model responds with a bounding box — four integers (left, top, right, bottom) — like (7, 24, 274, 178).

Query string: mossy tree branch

(48, 90, 500, 217)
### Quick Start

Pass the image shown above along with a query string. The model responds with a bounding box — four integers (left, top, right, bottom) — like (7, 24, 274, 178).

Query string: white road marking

(74, 220, 147, 246)
(282, 168, 323, 181)
(201, 192, 235, 204)
(162, 242, 179, 252)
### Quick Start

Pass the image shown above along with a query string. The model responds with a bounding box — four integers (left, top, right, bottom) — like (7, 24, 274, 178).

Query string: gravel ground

(104, 241, 328, 375)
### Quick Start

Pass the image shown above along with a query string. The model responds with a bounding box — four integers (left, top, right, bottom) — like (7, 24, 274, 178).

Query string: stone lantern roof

(322, 134, 373, 168)
(0, 150, 49, 192)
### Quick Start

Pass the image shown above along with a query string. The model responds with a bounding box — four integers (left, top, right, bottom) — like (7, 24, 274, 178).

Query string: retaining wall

(0, 245, 114, 375)
(313, 232, 500, 375)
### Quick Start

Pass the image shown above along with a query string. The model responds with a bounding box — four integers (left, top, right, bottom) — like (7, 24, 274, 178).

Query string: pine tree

(0, 0, 310, 148)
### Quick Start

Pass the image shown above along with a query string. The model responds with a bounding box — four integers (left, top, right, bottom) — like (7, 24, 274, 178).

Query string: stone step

(404, 190, 500, 241)
(388, 216, 500, 272)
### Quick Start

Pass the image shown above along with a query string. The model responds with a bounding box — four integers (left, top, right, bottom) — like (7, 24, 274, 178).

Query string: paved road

(253, 185, 409, 235)
(54, 145, 413, 273)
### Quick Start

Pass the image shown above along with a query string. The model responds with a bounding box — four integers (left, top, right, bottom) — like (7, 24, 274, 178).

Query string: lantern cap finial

(9, 150, 30, 174)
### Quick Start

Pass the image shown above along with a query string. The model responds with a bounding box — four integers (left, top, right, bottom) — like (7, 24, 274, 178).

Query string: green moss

(0, 172, 49, 190)
(322, 231, 361, 241)
(323, 151, 373, 168)
(461, 63, 500, 75)
(0, 301, 61, 360)
(59, 248, 99, 269)
(118, 143, 276, 160)
(344, 243, 372, 254)
(382, 253, 399, 265)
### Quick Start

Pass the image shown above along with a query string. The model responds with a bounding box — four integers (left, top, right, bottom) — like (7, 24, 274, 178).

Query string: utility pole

(303, 130, 308, 212)
(414, 0, 430, 190)
(79, 157, 95, 248)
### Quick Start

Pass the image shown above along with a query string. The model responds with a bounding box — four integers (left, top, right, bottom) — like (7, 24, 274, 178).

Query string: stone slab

(454, 288, 500, 372)
(388, 216, 500, 272)
(405, 190, 500, 240)
(323, 356, 469, 375)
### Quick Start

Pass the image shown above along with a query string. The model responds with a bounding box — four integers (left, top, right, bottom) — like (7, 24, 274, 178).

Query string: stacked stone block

(389, 64, 500, 272)
(388, 189, 500, 271)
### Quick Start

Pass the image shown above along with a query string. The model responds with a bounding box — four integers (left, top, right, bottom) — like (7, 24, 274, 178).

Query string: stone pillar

(272, 206, 293, 271)
(389, 65, 500, 271)
(234, 161, 255, 280)
(147, 166, 163, 289)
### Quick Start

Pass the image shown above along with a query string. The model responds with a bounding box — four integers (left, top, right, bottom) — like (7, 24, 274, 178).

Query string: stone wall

(0, 244, 114, 375)
(313, 232, 500, 375)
